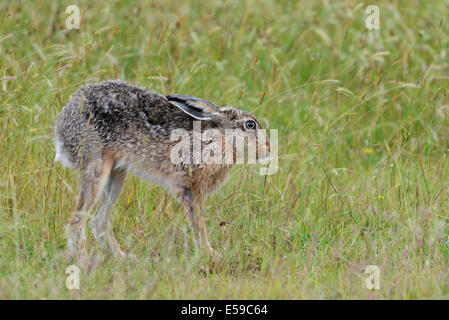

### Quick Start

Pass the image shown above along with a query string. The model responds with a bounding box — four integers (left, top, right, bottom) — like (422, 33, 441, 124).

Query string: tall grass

(1, 0, 449, 298)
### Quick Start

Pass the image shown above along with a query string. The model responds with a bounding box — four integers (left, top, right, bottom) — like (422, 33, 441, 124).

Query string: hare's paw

(204, 246, 220, 258)
(126, 253, 138, 264)
(116, 249, 137, 264)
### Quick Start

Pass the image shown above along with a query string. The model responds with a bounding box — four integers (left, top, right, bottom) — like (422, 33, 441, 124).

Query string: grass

(1, 0, 449, 299)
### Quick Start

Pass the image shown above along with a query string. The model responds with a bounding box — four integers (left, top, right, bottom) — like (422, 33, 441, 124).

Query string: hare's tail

(54, 92, 84, 169)
(54, 132, 79, 169)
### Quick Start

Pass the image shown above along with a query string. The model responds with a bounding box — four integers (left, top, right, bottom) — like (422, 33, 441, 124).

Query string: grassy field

(1, 0, 449, 299)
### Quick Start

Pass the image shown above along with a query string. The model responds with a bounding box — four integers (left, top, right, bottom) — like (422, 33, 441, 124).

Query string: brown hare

(54, 80, 270, 265)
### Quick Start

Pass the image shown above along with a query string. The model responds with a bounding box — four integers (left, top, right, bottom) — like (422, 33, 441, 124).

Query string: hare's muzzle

(256, 132, 271, 164)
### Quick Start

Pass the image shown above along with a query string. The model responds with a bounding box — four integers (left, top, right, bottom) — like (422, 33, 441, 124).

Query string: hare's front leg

(196, 203, 218, 257)
(175, 185, 217, 257)
(66, 156, 113, 267)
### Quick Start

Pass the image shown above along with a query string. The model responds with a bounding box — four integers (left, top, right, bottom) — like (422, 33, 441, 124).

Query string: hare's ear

(167, 94, 220, 121)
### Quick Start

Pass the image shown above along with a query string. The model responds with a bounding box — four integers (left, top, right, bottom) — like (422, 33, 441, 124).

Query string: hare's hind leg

(66, 156, 113, 266)
(91, 168, 130, 260)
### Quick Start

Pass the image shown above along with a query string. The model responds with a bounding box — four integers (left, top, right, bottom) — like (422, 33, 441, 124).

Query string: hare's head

(167, 95, 271, 164)
(218, 106, 270, 163)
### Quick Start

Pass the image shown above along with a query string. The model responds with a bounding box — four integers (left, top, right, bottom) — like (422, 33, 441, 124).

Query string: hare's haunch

(55, 80, 270, 264)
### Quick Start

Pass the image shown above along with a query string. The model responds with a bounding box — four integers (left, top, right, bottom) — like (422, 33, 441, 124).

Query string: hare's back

(54, 80, 192, 169)
(80, 80, 194, 135)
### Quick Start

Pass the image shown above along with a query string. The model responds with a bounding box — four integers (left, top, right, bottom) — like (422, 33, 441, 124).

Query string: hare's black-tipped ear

(167, 94, 220, 121)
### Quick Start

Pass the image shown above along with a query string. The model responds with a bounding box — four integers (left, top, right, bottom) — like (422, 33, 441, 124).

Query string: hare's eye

(244, 120, 256, 130)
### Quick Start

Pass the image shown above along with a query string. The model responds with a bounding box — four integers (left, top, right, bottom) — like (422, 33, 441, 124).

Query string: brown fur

(55, 80, 270, 264)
